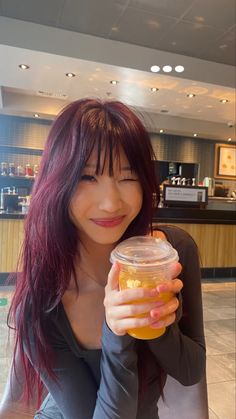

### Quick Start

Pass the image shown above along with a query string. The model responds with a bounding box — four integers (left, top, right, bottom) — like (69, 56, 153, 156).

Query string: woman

(0, 99, 206, 418)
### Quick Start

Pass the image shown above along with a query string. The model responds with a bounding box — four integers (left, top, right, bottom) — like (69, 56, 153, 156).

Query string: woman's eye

(81, 175, 96, 182)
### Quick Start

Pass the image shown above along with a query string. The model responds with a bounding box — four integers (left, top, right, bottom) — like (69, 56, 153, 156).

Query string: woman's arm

(0, 346, 38, 418)
(147, 231, 206, 385)
(94, 322, 138, 419)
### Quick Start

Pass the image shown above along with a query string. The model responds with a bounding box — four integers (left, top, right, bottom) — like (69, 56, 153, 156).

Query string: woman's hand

(104, 262, 183, 336)
(149, 262, 183, 329)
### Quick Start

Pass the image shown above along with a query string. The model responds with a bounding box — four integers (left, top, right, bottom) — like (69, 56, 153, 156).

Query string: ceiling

(0, 0, 235, 142)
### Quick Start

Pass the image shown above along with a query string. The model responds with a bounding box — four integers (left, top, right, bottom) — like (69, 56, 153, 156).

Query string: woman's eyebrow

(85, 164, 132, 171)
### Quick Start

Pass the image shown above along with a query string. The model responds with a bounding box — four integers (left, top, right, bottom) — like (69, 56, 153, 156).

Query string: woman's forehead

(85, 146, 131, 170)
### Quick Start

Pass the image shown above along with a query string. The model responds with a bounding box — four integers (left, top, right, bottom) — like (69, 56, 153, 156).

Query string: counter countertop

(0, 211, 25, 219)
(154, 207, 236, 224)
(1, 206, 235, 224)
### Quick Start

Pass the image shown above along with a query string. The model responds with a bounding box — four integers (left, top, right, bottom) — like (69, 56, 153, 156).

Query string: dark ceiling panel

(183, 0, 236, 31)
(58, 0, 126, 36)
(110, 6, 178, 49)
(0, 0, 235, 66)
(129, 0, 195, 19)
(0, 0, 65, 27)
(158, 20, 224, 60)
(201, 26, 236, 66)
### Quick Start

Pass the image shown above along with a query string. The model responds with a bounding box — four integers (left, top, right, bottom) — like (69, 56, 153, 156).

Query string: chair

(158, 374, 209, 419)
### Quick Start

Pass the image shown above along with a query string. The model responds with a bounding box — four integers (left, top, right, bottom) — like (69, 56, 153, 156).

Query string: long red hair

(8, 99, 159, 404)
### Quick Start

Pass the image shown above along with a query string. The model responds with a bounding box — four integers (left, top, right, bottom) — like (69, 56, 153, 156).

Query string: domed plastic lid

(110, 236, 178, 267)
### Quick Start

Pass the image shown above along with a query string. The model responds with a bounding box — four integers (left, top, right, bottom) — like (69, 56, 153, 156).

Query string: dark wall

(151, 133, 236, 191)
(0, 114, 51, 168)
(0, 114, 235, 190)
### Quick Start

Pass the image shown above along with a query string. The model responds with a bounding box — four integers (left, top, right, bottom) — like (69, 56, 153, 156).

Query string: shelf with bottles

(0, 144, 42, 178)
(1, 161, 39, 177)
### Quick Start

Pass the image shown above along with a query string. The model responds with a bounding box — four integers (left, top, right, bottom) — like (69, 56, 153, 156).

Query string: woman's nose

(98, 182, 122, 212)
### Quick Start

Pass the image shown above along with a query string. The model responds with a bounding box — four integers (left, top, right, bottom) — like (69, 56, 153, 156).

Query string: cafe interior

(0, 1, 235, 418)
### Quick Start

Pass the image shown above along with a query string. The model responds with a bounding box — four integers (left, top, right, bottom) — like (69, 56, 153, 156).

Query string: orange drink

(119, 271, 173, 339)
(110, 236, 178, 340)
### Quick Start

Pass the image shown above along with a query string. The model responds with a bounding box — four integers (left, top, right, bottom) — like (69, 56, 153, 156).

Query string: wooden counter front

(0, 214, 235, 275)
(155, 223, 236, 268)
(0, 218, 24, 273)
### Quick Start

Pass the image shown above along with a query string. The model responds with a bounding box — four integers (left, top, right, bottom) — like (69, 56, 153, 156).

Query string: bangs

(80, 108, 136, 176)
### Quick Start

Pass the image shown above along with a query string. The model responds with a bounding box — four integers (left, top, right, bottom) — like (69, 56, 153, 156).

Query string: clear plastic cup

(110, 236, 179, 340)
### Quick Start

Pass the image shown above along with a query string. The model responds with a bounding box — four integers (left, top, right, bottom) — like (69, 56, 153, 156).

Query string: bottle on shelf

(1, 162, 8, 176)
(16, 165, 25, 176)
(8, 163, 16, 176)
(25, 164, 33, 177)
(33, 164, 39, 177)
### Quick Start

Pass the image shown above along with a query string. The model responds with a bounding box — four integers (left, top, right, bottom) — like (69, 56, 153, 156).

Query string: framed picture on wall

(214, 143, 236, 180)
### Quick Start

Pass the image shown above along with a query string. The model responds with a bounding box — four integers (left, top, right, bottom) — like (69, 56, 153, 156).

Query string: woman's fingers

(150, 296, 179, 320)
(107, 314, 154, 336)
(106, 262, 120, 291)
(156, 278, 183, 294)
(104, 286, 159, 307)
(150, 313, 176, 329)
(169, 262, 182, 279)
(106, 300, 163, 320)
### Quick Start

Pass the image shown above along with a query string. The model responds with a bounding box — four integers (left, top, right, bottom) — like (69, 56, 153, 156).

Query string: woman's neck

(74, 239, 115, 289)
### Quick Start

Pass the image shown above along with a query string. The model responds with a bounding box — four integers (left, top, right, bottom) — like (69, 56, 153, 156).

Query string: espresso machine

(0, 187, 19, 212)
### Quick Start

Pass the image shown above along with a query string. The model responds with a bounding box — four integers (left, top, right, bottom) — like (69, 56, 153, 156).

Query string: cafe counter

(0, 201, 236, 282)
(154, 200, 236, 277)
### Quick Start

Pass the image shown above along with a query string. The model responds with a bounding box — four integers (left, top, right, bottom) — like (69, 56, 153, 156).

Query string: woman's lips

(90, 216, 125, 227)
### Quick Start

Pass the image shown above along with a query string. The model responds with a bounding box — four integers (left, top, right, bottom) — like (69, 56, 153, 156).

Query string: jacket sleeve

(147, 229, 206, 386)
(93, 321, 138, 419)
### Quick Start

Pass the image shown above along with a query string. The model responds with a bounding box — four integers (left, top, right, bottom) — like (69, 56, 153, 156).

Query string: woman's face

(69, 147, 143, 246)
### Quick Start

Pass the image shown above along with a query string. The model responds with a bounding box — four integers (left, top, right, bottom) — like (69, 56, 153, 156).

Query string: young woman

(0, 99, 206, 419)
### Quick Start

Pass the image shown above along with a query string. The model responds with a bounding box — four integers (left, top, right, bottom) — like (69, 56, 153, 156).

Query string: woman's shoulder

(152, 224, 197, 250)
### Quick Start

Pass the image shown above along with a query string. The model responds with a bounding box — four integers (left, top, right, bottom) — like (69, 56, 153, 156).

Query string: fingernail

(113, 262, 120, 271)
(150, 309, 160, 319)
(157, 284, 169, 293)
(151, 321, 165, 328)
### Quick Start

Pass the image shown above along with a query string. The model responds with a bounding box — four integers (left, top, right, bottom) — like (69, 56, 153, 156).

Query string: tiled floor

(0, 282, 235, 419)
(202, 282, 236, 419)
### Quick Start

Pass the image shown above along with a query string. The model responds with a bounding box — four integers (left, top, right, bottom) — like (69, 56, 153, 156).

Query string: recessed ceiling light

(219, 44, 228, 49)
(193, 133, 198, 137)
(187, 93, 196, 98)
(150, 87, 159, 92)
(160, 129, 164, 133)
(150, 65, 160, 73)
(220, 99, 228, 103)
(66, 73, 76, 78)
(228, 138, 232, 142)
(195, 16, 205, 23)
(19, 64, 29, 70)
(34, 113, 39, 118)
(110, 80, 119, 85)
(162, 65, 172, 73)
(175, 65, 184, 73)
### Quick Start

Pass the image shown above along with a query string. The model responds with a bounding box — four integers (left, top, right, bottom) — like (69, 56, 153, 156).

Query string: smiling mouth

(90, 216, 125, 227)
